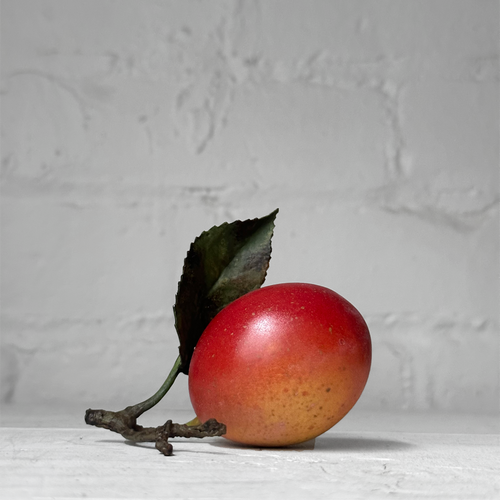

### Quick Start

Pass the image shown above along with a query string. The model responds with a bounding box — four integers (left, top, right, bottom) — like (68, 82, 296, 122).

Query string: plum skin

(188, 282, 372, 447)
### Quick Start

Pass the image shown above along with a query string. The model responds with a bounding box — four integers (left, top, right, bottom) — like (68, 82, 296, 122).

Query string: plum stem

(84, 354, 226, 455)
(131, 354, 183, 418)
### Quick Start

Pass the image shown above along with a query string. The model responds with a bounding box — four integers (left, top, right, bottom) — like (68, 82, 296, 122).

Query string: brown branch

(85, 407, 226, 456)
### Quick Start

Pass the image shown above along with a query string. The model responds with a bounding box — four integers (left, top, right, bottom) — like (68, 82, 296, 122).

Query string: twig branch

(85, 406, 226, 456)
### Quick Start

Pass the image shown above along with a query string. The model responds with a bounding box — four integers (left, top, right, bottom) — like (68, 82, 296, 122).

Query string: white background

(1, 0, 498, 417)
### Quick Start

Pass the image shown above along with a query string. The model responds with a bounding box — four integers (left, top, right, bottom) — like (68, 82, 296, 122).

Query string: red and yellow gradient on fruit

(188, 282, 371, 447)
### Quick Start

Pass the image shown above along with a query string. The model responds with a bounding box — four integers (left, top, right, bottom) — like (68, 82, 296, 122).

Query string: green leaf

(173, 209, 279, 374)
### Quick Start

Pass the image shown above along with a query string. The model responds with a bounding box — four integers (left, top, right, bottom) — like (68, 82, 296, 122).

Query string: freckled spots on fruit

(190, 283, 371, 447)
(339, 338, 345, 345)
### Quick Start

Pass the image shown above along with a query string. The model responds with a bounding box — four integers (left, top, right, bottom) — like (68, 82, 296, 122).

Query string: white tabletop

(1, 407, 499, 499)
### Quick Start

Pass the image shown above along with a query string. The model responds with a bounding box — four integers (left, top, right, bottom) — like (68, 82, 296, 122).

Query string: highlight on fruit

(85, 209, 371, 455)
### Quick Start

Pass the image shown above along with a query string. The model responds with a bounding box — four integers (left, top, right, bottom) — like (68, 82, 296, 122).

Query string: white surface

(1, 411, 499, 499)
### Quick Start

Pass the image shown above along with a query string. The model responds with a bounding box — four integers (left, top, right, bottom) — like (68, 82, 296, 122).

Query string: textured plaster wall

(1, 0, 499, 415)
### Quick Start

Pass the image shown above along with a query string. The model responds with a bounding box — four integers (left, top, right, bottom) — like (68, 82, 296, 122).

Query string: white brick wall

(1, 0, 498, 415)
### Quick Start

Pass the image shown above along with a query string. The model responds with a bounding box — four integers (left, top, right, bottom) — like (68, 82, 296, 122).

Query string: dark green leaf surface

(173, 209, 278, 374)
